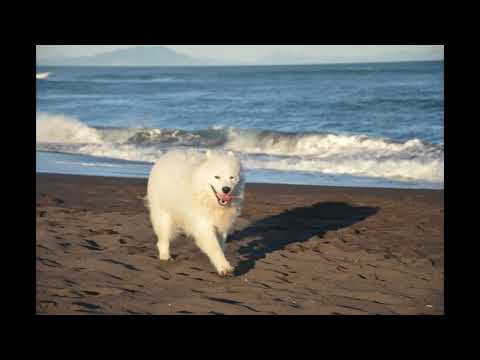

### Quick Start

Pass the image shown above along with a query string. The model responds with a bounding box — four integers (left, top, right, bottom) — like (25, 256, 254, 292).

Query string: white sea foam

(36, 113, 444, 184)
(242, 156, 444, 183)
(225, 128, 438, 159)
(36, 72, 50, 80)
(36, 113, 102, 144)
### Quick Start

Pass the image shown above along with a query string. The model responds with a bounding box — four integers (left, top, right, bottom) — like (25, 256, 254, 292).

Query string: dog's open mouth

(210, 185, 234, 206)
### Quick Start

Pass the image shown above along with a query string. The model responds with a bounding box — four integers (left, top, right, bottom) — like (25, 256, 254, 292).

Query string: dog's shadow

(229, 202, 378, 276)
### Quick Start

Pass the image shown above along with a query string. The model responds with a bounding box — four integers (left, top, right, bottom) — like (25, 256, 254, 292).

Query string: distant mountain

(37, 46, 213, 66)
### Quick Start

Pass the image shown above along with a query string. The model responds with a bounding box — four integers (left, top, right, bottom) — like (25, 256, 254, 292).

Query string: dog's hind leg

(150, 209, 173, 261)
(219, 232, 228, 252)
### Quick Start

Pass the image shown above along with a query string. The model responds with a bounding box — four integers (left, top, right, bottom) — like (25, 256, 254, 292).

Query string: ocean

(36, 61, 444, 189)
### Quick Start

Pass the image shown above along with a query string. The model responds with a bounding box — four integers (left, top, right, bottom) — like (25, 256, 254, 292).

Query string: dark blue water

(36, 62, 444, 188)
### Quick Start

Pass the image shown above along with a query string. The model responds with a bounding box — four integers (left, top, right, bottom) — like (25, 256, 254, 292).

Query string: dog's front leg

(193, 221, 234, 276)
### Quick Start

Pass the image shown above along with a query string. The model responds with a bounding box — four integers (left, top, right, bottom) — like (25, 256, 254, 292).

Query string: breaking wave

(36, 113, 444, 183)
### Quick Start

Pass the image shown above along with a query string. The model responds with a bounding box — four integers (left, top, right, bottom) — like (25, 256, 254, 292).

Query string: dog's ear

(227, 151, 235, 157)
(206, 150, 212, 158)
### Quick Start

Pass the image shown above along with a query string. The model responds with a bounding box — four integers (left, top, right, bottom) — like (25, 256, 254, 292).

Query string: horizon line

(36, 59, 444, 68)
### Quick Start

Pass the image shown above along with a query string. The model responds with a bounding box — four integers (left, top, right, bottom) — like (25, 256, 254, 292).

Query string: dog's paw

(159, 254, 173, 261)
(217, 263, 234, 277)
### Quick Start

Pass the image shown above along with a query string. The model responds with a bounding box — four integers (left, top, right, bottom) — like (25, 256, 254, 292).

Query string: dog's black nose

(222, 187, 231, 194)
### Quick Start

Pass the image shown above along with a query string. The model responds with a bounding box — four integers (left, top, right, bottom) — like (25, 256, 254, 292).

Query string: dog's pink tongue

(221, 194, 233, 202)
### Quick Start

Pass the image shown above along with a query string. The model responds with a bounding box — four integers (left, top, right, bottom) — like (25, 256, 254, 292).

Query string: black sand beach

(36, 173, 444, 315)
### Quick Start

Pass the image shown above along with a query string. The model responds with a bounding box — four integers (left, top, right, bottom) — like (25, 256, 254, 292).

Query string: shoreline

(36, 173, 444, 315)
(36, 171, 444, 192)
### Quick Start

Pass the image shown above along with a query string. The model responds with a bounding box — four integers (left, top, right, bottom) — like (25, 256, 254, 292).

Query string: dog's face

(198, 150, 244, 207)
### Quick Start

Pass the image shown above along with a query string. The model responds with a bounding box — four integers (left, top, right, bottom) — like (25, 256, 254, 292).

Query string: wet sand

(36, 173, 444, 315)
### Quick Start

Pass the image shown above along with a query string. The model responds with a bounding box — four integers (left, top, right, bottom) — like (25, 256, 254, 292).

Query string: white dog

(146, 149, 244, 276)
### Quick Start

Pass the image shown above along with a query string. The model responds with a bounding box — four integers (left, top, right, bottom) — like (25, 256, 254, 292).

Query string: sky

(36, 45, 444, 64)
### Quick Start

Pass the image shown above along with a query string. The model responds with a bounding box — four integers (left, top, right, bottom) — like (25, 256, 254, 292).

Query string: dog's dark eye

(215, 176, 220, 179)
(230, 176, 234, 180)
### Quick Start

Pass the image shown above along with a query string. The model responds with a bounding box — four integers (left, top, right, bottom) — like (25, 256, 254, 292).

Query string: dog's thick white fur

(146, 149, 244, 276)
